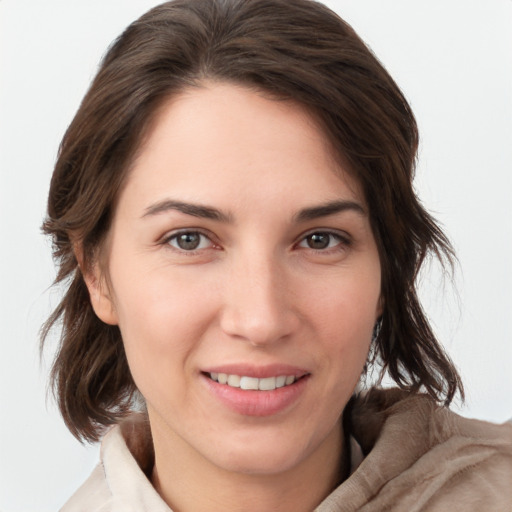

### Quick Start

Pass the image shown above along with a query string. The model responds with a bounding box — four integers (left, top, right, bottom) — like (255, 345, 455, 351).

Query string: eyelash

(162, 230, 216, 254)
(161, 229, 351, 254)
(296, 230, 351, 253)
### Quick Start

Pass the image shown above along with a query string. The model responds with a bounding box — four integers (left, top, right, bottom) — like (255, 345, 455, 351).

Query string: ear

(75, 244, 118, 326)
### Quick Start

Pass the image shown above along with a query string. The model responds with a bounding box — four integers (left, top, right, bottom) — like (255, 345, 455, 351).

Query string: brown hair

(42, 0, 463, 442)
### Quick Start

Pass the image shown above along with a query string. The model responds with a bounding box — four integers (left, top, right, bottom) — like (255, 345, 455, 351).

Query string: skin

(86, 82, 382, 512)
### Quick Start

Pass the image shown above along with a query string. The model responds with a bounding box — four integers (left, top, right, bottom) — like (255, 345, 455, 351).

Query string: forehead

(121, 82, 364, 213)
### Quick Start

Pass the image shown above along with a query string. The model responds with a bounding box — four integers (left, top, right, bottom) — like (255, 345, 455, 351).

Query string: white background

(1, 1, 511, 510)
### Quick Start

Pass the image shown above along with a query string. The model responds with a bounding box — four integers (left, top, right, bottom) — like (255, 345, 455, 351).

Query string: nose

(219, 252, 299, 346)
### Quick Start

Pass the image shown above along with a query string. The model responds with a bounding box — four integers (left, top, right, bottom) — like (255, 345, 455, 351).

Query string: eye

(166, 231, 213, 251)
(298, 231, 347, 250)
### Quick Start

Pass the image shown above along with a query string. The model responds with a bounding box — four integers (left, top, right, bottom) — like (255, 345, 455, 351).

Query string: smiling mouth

(206, 372, 301, 391)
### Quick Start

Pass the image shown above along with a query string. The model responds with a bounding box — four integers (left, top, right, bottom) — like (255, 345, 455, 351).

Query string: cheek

(306, 270, 380, 335)
(303, 267, 380, 379)
(110, 268, 218, 372)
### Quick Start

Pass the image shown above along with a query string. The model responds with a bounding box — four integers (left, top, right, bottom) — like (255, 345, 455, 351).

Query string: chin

(212, 445, 306, 476)
(204, 423, 337, 477)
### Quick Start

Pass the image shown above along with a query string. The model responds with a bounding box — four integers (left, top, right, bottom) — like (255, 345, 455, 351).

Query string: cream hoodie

(60, 388, 512, 511)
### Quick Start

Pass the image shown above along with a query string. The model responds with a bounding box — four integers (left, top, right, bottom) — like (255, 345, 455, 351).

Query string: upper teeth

(209, 373, 296, 390)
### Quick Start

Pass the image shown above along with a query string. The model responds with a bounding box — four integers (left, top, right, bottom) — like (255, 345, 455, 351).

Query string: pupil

(308, 233, 329, 249)
(178, 233, 200, 250)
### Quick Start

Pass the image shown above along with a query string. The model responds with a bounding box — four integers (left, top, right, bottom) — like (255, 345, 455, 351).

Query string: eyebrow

(143, 199, 232, 222)
(294, 199, 366, 222)
(142, 198, 365, 223)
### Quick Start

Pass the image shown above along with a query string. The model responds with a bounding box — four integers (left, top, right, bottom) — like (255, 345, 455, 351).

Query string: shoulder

(351, 387, 512, 449)
(332, 388, 512, 511)
(60, 417, 170, 512)
(60, 462, 113, 512)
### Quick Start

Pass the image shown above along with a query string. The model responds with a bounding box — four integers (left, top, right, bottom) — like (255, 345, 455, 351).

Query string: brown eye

(306, 233, 331, 249)
(168, 232, 212, 251)
(298, 231, 347, 251)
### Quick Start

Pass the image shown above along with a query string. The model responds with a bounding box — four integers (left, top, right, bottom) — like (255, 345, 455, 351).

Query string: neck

(150, 418, 346, 512)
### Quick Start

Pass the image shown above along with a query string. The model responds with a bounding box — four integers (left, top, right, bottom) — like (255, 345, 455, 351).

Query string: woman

(42, 0, 512, 510)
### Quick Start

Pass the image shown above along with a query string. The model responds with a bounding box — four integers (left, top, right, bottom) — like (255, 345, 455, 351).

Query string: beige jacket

(60, 388, 512, 511)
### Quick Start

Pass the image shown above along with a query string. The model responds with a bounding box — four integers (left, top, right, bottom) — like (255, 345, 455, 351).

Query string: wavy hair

(42, 0, 463, 442)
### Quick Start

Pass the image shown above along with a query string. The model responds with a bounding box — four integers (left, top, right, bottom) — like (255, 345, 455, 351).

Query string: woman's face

(91, 83, 382, 476)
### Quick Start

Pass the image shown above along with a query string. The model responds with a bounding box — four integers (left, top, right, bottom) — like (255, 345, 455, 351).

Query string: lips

(201, 365, 310, 416)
